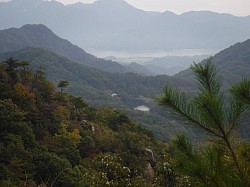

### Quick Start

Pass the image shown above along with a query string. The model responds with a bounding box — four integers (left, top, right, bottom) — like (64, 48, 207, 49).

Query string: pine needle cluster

(159, 59, 250, 186)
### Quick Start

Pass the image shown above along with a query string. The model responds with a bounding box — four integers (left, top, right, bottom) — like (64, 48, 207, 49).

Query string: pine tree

(159, 59, 250, 186)
(57, 80, 69, 93)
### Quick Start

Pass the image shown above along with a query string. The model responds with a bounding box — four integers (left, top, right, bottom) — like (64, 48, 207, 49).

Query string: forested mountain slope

(0, 48, 198, 141)
(176, 39, 250, 88)
(1, 24, 249, 141)
(0, 47, 193, 99)
(0, 24, 128, 73)
(1, 55, 249, 187)
(0, 59, 173, 186)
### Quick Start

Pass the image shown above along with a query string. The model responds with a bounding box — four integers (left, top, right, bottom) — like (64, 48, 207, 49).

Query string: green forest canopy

(0, 58, 249, 186)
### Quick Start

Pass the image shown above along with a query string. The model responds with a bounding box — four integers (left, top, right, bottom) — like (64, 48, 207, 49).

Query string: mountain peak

(0, 24, 129, 73)
(6, 0, 63, 6)
(10, 0, 43, 4)
(161, 10, 178, 17)
(21, 24, 49, 29)
(20, 24, 54, 35)
(3, 0, 64, 9)
(94, 0, 128, 4)
(92, 0, 135, 10)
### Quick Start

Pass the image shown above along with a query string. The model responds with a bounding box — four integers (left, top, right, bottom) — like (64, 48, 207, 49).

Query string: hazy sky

(56, 0, 250, 16)
(0, 0, 249, 16)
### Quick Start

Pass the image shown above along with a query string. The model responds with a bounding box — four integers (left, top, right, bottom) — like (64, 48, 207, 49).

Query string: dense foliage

(0, 48, 198, 142)
(0, 58, 176, 186)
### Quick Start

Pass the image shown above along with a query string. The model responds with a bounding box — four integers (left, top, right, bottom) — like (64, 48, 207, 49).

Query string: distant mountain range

(1, 0, 250, 51)
(106, 55, 209, 76)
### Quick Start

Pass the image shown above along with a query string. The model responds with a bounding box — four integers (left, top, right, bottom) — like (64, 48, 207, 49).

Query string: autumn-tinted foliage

(0, 58, 171, 186)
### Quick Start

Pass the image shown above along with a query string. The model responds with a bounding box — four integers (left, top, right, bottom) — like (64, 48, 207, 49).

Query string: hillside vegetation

(1, 25, 249, 142)
(1, 58, 249, 186)
(0, 47, 198, 142)
(0, 58, 175, 186)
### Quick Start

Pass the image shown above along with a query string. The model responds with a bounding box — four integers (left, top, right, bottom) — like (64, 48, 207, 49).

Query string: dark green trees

(58, 80, 69, 93)
(159, 59, 250, 186)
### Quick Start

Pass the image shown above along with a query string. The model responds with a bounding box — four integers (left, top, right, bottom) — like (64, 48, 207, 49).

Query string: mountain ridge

(175, 39, 250, 88)
(0, 24, 131, 73)
(1, 0, 250, 51)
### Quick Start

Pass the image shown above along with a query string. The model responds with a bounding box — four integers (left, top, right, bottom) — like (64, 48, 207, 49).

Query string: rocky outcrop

(145, 148, 156, 164)
(143, 162, 155, 182)
(81, 120, 95, 134)
(143, 148, 156, 182)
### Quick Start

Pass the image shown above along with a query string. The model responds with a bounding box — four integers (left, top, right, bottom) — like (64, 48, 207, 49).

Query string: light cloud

(57, 0, 250, 16)
(1, 0, 249, 16)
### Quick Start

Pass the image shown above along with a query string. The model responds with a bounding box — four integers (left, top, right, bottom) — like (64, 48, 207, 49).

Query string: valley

(0, 0, 249, 186)
(0, 24, 249, 141)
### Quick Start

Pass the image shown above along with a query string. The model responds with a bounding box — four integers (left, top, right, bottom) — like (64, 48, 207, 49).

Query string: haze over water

(86, 48, 219, 58)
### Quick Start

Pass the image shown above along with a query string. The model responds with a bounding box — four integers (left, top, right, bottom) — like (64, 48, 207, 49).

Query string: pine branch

(159, 86, 222, 138)
(228, 79, 250, 135)
(173, 134, 195, 159)
(194, 92, 225, 133)
(191, 59, 220, 96)
(227, 99, 248, 134)
(159, 60, 250, 186)
(231, 78, 250, 105)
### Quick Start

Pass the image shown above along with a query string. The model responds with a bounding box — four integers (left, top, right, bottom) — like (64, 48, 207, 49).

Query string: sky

(0, 0, 249, 16)
(55, 0, 249, 16)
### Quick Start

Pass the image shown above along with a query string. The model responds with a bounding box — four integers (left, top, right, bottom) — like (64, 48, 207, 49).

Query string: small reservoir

(134, 105, 150, 112)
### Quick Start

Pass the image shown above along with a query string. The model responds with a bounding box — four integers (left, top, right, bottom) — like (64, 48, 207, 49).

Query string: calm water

(86, 48, 219, 58)
(134, 105, 150, 112)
